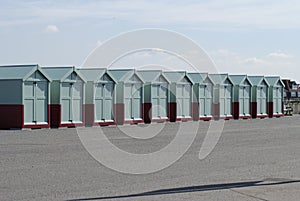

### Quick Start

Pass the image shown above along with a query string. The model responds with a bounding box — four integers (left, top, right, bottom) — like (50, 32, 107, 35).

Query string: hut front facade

(138, 70, 170, 123)
(164, 72, 194, 122)
(229, 75, 253, 119)
(265, 76, 284, 118)
(209, 74, 234, 120)
(78, 68, 116, 126)
(109, 69, 144, 125)
(248, 76, 269, 118)
(42, 66, 86, 128)
(0, 64, 51, 129)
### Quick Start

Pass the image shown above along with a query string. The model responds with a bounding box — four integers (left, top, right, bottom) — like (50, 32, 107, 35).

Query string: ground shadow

(67, 178, 300, 201)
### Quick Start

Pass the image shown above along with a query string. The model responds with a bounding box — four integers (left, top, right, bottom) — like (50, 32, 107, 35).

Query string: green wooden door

(124, 83, 142, 120)
(95, 82, 114, 122)
(257, 86, 267, 114)
(273, 86, 282, 114)
(220, 85, 232, 116)
(151, 83, 168, 119)
(61, 81, 83, 123)
(199, 83, 212, 117)
(239, 85, 250, 115)
(176, 83, 191, 118)
(24, 81, 48, 125)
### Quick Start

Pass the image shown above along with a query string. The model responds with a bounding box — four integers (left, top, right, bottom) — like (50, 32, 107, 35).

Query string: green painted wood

(144, 83, 151, 103)
(85, 81, 94, 105)
(0, 80, 22, 104)
(199, 83, 213, 116)
(95, 81, 114, 121)
(169, 83, 177, 103)
(50, 81, 60, 104)
(115, 83, 124, 104)
(151, 83, 168, 118)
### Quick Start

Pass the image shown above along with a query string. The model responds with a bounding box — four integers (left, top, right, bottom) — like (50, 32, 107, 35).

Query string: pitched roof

(108, 69, 144, 83)
(0, 64, 51, 81)
(265, 76, 284, 87)
(138, 70, 170, 83)
(187, 72, 204, 83)
(163, 71, 194, 84)
(41, 66, 86, 82)
(248, 76, 270, 86)
(229, 75, 253, 86)
(208, 74, 233, 85)
(77, 67, 116, 83)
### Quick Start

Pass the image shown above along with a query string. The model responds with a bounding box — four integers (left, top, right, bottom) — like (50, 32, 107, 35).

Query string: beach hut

(42, 66, 86, 127)
(164, 71, 194, 122)
(209, 74, 234, 120)
(109, 69, 144, 125)
(248, 76, 270, 118)
(265, 76, 284, 118)
(0, 64, 51, 129)
(199, 73, 215, 120)
(138, 70, 170, 123)
(187, 72, 214, 121)
(229, 75, 253, 119)
(77, 68, 117, 126)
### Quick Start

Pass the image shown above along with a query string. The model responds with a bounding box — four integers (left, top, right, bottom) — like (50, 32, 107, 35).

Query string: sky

(0, 0, 300, 81)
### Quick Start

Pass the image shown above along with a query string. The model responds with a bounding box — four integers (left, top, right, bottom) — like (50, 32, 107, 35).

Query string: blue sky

(1, 0, 300, 81)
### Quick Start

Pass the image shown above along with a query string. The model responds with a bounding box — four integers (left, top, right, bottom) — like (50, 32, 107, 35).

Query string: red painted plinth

(199, 116, 213, 121)
(267, 102, 273, 118)
(168, 102, 177, 122)
(143, 102, 152, 124)
(232, 102, 239, 120)
(85, 104, 94, 127)
(115, 103, 124, 125)
(273, 113, 284, 118)
(250, 102, 257, 119)
(192, 102, 199, 121)
(50, 104, 61, 128)
(212, 103, 220, 120)
(0, 104, 23, 129)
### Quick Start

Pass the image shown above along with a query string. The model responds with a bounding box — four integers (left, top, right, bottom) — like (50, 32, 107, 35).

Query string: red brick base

(0, 104, 23, 129)
(232, 102, 239, 120)
(267, 102, 273, 118)
(250, 102, 257, 119)
(168, 102, 177, 122)
(143, 102, 152, 124)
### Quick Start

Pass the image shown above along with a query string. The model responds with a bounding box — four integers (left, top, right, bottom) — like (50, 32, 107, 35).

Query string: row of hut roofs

(0, 64, 285, 129)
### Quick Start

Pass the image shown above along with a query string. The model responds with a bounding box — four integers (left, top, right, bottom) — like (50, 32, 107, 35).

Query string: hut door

(273, 86, 282, 114)
(125, 83, 142, 120)
(24, 81, 48, 125)
(61, 83, 72, 123)
(95, 82, 114, 121)
(239, 86, 250, 115)
(220, 85, 232, 116)
(72, 81, 83, 122)
(176, 83, 191, 118)
(257, 86, 267, 114)
(151, 83, 168, 119)
(61, 81, 83, 123)
(199, 84, 212, 116)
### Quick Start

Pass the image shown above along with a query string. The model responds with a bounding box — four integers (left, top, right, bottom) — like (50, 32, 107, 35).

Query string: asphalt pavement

(0, 115, 299, 201)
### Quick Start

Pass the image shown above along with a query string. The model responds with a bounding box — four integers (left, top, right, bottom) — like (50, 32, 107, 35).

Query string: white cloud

(44, 25, 59, 33)
(243, 57, 268, 65)
(267, 52, 293, 59)
(209, 49, 297, 79)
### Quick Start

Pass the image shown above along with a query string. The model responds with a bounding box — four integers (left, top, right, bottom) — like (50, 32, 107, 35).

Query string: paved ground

(0, 116, 300, 201)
